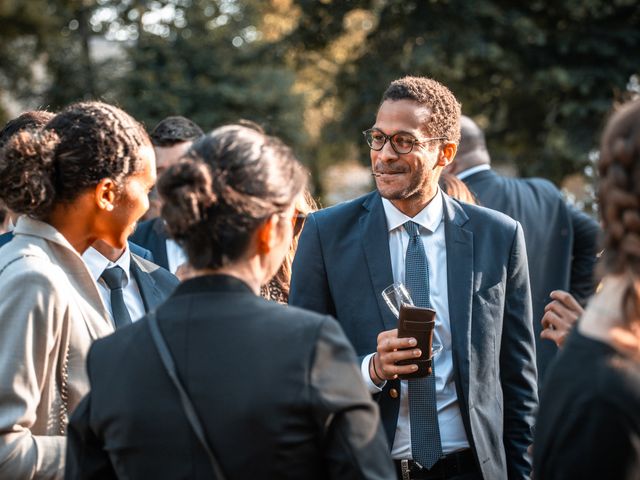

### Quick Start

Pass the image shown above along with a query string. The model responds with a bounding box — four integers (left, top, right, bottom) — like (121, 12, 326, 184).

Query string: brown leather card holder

(396, 304, 436, 379)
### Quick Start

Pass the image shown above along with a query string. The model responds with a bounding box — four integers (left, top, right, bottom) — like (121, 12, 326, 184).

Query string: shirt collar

(83, 244, 131, 285)
(381, 187, 444, 234)
(456, 164, 490, 180)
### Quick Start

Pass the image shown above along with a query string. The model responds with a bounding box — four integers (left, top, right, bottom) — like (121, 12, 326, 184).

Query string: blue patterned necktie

(404, 220, 442, 469)
(101, 266, 132, 329)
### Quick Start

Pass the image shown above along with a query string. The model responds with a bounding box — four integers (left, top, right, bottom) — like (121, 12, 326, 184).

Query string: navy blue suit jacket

(129, 253, 178, 313)
(129, 218, 170, 271)
(463, 169, 600, 379)
(289, 191, 538, 480)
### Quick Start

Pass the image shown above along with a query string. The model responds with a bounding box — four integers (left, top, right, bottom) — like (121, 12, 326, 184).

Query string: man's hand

(369, 328, 421, 385)
(541, 290, 584, 348)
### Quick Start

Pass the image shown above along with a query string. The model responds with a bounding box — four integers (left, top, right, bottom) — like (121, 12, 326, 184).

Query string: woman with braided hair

(0, 101, 155, 478)
(534, 99, 640, 479)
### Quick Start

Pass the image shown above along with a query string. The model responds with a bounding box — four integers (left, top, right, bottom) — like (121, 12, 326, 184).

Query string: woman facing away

(0, 102, 155, 479)
(533, 99, 640, 479)
(65, 124, 394, 479)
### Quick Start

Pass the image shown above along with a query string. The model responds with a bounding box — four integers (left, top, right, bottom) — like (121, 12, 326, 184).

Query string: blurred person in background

(131, 115, 203, 272)
(0, 101, 155, 479)
(66, 124, 394, 479)
(447, 115, 601, 381)
(534, 99, 640, 479)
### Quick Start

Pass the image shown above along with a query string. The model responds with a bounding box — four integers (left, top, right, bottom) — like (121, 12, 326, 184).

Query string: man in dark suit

(83, 240, 178, 326)
(290, 76, 538, 480)
(448, 116, 601, 379)
(131, 116, 203, 272)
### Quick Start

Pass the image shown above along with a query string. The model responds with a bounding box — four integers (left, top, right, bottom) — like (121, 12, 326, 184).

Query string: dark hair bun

(158, 158, 216, 239)
(157, 124, 306, 270)
(0, 129, 60, 218)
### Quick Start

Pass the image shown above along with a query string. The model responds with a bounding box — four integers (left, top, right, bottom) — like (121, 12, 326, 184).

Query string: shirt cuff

(361, 353, 385, 393)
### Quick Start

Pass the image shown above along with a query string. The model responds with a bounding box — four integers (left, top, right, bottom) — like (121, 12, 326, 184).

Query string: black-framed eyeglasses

(362, 128, 447, 154)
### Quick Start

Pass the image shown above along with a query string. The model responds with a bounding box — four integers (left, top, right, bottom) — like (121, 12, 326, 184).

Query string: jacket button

(389, 388, 399, 399)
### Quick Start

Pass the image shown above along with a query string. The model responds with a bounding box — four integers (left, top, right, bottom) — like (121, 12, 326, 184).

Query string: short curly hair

(150, 116, 204, 147)
(381, 76, 461, 144)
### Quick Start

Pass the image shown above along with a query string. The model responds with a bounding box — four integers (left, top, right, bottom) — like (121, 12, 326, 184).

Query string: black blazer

(289, 191, 538, 480)
(66, 275, 394, 479)
(129, 217, 170, 270)
(463, 169, 600, 379)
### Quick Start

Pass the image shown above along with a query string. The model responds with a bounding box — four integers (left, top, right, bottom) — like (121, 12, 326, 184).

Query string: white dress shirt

(165, 238, 188, 274)
(360, 189, 469, 458)
(83, 245, 146, 323)
(456, 163, 490, 181)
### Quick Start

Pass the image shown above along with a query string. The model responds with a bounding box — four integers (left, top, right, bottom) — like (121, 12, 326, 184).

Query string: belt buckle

(400, 459, 411, 480)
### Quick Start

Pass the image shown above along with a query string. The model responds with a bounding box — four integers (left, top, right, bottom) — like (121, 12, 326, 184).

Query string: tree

(0, 0, 109, 119)
(283, 0, 640, 186)
(99, 0, 306, 150)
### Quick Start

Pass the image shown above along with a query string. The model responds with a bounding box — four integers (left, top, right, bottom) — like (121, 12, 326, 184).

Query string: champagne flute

(381, 282, 443, 359)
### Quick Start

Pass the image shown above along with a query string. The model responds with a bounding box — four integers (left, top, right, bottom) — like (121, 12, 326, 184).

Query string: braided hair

(598, 99, 640, 325)
(0, 101, 150, 220)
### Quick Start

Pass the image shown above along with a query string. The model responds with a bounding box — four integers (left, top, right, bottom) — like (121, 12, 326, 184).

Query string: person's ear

(94, 178, 117, 212)
(256, 215, 277, 254)
(437, 142, 458, 168)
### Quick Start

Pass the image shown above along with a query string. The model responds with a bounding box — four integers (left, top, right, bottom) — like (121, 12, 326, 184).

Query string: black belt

(394, 449, 478, 480)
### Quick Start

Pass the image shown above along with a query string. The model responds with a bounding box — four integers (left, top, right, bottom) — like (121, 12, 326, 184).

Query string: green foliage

(108, 0, 306, 150)
(1, 0, 638, 192)
(299, 0, 640, 185)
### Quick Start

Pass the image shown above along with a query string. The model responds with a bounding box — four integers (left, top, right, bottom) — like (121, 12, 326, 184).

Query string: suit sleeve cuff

(361, 353, 385, 393)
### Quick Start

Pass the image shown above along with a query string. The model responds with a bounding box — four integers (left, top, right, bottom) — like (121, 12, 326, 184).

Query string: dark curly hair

(382, 76, 461, 144)
(597, 99, 640, 325)
(0, 110, 55, 148)
(150, 116, 204, 147)
(0, 101, 150, 220)
(158, 124, 307, 270)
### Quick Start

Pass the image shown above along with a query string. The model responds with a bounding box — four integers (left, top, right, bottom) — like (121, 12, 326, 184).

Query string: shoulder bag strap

(147, 312, 227, 480)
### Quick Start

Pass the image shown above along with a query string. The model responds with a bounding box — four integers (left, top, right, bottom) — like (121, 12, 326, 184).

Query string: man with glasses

(290, 76, 537, 480)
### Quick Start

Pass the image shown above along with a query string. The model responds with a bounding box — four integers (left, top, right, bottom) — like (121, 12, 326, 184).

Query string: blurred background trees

(1, 0, 639, 205)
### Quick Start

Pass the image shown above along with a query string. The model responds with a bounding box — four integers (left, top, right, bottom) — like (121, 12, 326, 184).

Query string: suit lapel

(443, 195, 474, 403)
(151, 218, 169, 270)
(130, 255, 162, 313)
(360, 192, 397, 331)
